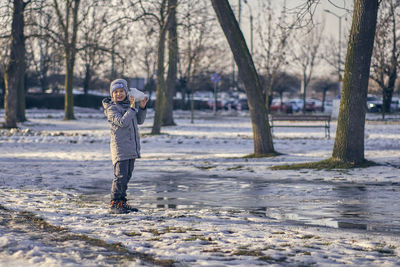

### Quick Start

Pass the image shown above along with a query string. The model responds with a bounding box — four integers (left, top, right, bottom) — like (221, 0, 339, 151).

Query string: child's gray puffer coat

(102, 97, 147, 165)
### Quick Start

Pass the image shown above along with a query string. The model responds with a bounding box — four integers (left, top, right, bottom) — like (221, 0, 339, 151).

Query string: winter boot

(109, 200, 129, 214)
(121, 199, 139, 212)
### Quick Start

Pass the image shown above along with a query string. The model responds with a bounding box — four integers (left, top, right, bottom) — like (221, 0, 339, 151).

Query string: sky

(235, 0, 352, 42)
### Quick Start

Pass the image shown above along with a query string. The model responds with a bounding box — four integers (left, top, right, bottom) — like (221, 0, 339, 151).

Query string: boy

(102, 79, 148, 214)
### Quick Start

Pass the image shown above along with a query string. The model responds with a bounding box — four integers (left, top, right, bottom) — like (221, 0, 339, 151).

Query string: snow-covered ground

(0, 107, 399, 266)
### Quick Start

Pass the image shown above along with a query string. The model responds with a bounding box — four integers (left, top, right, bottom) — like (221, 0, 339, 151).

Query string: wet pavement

(125, 172, 400, 234)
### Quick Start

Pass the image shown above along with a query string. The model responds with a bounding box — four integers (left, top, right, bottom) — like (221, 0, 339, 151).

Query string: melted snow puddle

(126, 173, 400, 234)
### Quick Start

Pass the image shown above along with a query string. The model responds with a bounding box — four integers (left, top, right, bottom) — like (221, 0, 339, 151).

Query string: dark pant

(111, 159, 135, 201)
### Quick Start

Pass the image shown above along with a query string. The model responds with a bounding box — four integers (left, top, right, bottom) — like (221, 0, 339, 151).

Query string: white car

(391, 97, 399, 112)
(287, 99, 303, 112)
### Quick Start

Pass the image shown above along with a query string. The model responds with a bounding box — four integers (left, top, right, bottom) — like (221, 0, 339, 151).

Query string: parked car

(286, 98, 320, 112)
(308, 99, 323, 112)
(367, 95, 400, 112)
(367, 95, 382, 112)
(269, 99, 295, 113)
(269, 99, 283, 112)
(207, 99, 223, 110)
(223, 99, 240, 110)
(288, 99, 303, 113)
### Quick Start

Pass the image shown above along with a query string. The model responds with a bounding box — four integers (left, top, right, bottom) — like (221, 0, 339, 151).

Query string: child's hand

(139, 97, 149, 109)
(129, 96, 136, 108)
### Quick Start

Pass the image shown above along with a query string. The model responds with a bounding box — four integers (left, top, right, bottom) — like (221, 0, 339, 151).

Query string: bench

(269, 114, 331, 138)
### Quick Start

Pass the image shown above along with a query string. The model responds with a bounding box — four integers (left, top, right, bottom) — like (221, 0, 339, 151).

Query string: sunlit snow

(0, 108, 399, 266)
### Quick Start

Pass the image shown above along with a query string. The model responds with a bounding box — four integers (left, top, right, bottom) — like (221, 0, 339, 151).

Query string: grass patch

(272, 231, 285, 235)
(258, 255, 287, 263)
(233, 249, 264, 256)
(183, 236, 198, 241)
(183, 234, 212, 243)
(270, 158, 379, 170)
(318, 241, 332, 246)
(299, 234, 317, 239)
(202, 247, 222, 253)
(147, 226, 195, 236)
(243, 152, 282, 158)
(19, 211, 67, 232)
(125, 231, 142, 237)
(150, 229, 163, 236)
(227, 165, 244, 171)
(163, 226, 188, 233)
(195, 165, 216, 170)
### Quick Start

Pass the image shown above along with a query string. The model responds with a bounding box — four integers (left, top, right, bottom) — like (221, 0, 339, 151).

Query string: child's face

(112, 88, 127, 102)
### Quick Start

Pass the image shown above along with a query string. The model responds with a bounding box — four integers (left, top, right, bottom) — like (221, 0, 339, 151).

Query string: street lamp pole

(324, 9, 346, 97)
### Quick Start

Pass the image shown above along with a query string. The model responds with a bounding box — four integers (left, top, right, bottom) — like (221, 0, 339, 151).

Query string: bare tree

(255, 0, 294, 109)
(269, 72, 300, 109)
(291, 22, 323, 113)
(135, 32, 157, 100)
(141, 0, 171, 135)
(370, 0, 399, 117)
(3, 0, 29, 128)
(322, 26, 350, 97)
(268, 0, 380, 168)
(310, 77, 337, 112)
(52, 0, 81, 120)
(78, 6, 110, 94)
(332, 0, 379, 164)
(29, 4, 63, 93)
(211, 0, 275, 156)
(162, 0, 177, 126)
(178, 0, 221, 123)
(46, 0, 113, 118)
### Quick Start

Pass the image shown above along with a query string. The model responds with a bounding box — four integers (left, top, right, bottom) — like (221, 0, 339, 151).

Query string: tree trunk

(382, 28, 397, 113)
(322, 89, 327, 113)
(64, 49, 75, 120)
(111, 51, 116, 81)
(163, 0, 178, 126)
(301, 72, 308, 113)
(83, 63, 91, 95)
(151, 20, 169, 134)
(16, 0, 26, 123)
(4, 0, 26, 128)
(62, 0, 80, 120)
(39, 69, 49, 93)
(17, 76, 26, 122)
(39, 38, 49, 93)
(279, 92, 283, 112)
(211, 0, 275, 155)
(332, 0, 378, 164)
(264, 77, 272, 112)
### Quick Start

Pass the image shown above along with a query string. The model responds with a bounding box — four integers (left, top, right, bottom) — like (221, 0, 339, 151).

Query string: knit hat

(110, 79, 128, 96)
